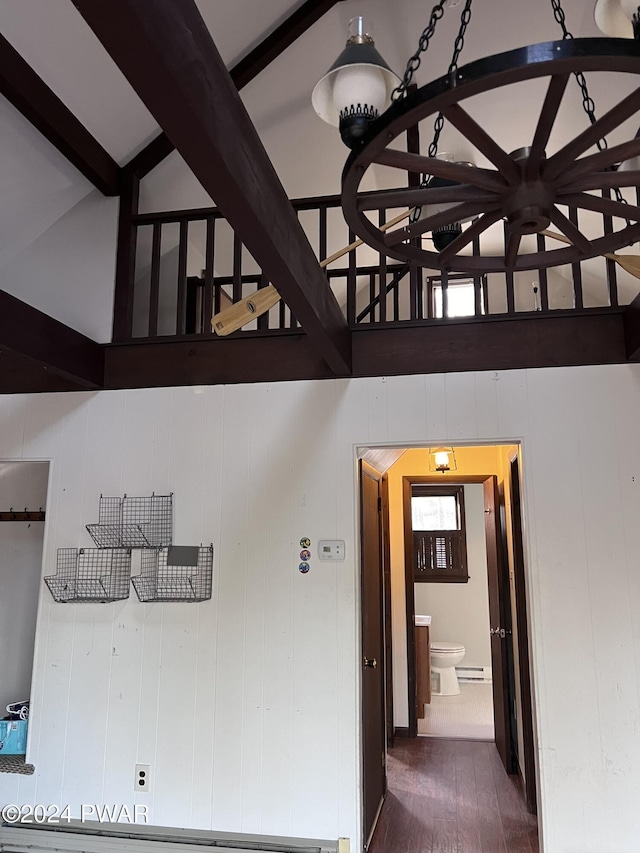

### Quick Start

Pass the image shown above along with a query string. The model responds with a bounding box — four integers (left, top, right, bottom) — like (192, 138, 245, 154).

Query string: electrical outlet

(134, 763, 151, 793)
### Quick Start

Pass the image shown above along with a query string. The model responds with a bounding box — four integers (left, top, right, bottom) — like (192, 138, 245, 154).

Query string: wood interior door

(484, 474, 517, 775)
(359, 460, 386, 848)
(510, 456, 537, 814)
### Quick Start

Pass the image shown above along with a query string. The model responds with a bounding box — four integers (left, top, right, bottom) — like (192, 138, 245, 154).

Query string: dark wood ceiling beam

(0, 291, 104, 391)
(125, 0, 345, 179)
(73, 0, 351, 376)
(0, 34, 120, 196)
(102, 312, 627, 390)
(624, 293, 640, 361)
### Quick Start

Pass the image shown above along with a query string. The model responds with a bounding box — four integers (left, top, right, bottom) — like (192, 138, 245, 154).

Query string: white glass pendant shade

(594, 0, 636, 37)
(311, 18, 400, 130)
(332, 64, 388, 121)
(621, 0, 640, 18)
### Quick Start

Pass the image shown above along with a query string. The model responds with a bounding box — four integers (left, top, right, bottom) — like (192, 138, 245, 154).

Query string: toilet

(430, 641, 466, 696)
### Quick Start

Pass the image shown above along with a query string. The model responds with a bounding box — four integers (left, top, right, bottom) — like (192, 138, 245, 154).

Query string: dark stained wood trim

(124, 0, 345, 179)
(0, 291, 104, 391)
(624, 292, 640, 361)
(126, 132, 175, 181)
(112, 169, 140, 341)
(393, 726, 410, 738)
(101, 310, 629, 389)
(0, 33, 120, 196)
(74, 0, 351, 375)
(402, 477, 418, 739)
(509, 454, 537, 815)
(353, 311, 627, 376)
(381, 473, 394, 748)
(103, 333, 335, 389)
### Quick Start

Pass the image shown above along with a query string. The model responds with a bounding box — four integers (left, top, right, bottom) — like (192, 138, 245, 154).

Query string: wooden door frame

(380, 474, 394, 747)
(401, 468, 537, 794)
(359, 460, 387, 849)
(509, 452, 538, 814)
(402, 474, 489, 738)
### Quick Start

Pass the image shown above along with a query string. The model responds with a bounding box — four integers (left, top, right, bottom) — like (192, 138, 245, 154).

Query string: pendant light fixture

(595, 0, 640, 39)
(429, 447, 457, 473)
(311, 16, 401, 148)
(313, 0, 640, 274)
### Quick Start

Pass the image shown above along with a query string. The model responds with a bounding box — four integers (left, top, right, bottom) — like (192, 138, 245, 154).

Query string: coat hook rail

(0, 508, 46, 522)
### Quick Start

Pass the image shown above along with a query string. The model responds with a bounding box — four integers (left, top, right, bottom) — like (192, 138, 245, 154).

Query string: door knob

(364, 657, 378, 669)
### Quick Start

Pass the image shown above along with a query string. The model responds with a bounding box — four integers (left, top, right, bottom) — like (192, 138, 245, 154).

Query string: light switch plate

(318, 540, 345, 561)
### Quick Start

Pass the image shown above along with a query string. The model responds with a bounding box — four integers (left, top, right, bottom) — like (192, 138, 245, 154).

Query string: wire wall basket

(44, 548, 132, 603)
(131, 545, 213, 603)
(86, 493, 173, 548)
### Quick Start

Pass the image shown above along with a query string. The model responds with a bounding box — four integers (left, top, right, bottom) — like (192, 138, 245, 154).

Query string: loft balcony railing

(120, 193, 640, 342)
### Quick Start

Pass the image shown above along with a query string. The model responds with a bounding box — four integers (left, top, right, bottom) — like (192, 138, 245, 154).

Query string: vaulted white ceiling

(0, 0, 637, 339)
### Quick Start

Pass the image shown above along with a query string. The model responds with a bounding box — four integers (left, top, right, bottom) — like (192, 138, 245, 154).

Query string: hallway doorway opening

(358, 443, 538, 850)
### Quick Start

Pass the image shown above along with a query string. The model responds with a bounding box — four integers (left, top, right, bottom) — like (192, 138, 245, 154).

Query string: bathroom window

(408, 484, 468, 583)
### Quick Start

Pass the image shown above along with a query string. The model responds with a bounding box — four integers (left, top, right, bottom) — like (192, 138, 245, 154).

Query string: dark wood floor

(368, 737, 539, 853)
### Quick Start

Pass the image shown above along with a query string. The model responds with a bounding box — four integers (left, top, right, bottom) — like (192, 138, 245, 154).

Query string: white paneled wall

(1, 366, 640, 852)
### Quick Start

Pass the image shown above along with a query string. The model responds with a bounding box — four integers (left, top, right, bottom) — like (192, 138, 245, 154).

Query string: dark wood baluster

(204, 215, 215, 333)
(568, 207, 583, 309)
(148, 221, 161, 337)
(604, 187, 619, 307)
(393, 272, 400, 321)
(233, 234, 242, 305)
(319, 205, 327, 263)
(279, 295, 287, 329)
(504, 222, 515, 314)
(369, 273, 376, 323)
(347, 229, 356, 325)
(176, 220, 188, 336)
(409, 261, 419, 319)
(536, 234, 549, 311)
(473, 237, 483, 316)
(113, 170, 139, 341)
(379, 211, 387, 324)
(257, 274, 270, 331)
(417, 268, 424, 320)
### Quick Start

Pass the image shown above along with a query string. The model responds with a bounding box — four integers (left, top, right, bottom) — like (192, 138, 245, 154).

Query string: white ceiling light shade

(594, 0, 639, 38)
(312, 16, 400, 148)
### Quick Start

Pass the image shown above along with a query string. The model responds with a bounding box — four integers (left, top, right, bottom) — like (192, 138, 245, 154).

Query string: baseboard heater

(456, 665, 492, 683)
(0, 821, 342, 853)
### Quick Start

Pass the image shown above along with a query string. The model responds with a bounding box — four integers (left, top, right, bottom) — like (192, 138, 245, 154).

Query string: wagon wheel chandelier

(312, 0, 640, 273)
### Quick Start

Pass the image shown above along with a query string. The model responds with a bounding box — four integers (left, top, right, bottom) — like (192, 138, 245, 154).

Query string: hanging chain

(392, 1, 448, 101)
(550, 0, 627, 209)
(404, 0, 474, 223)
(428, 0, 473, 159)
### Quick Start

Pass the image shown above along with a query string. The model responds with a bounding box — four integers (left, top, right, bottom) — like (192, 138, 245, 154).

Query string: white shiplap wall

(0, 366, 639, 852)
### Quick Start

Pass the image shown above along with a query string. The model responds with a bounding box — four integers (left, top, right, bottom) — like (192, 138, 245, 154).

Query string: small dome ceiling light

(312, 17, 401, 148)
